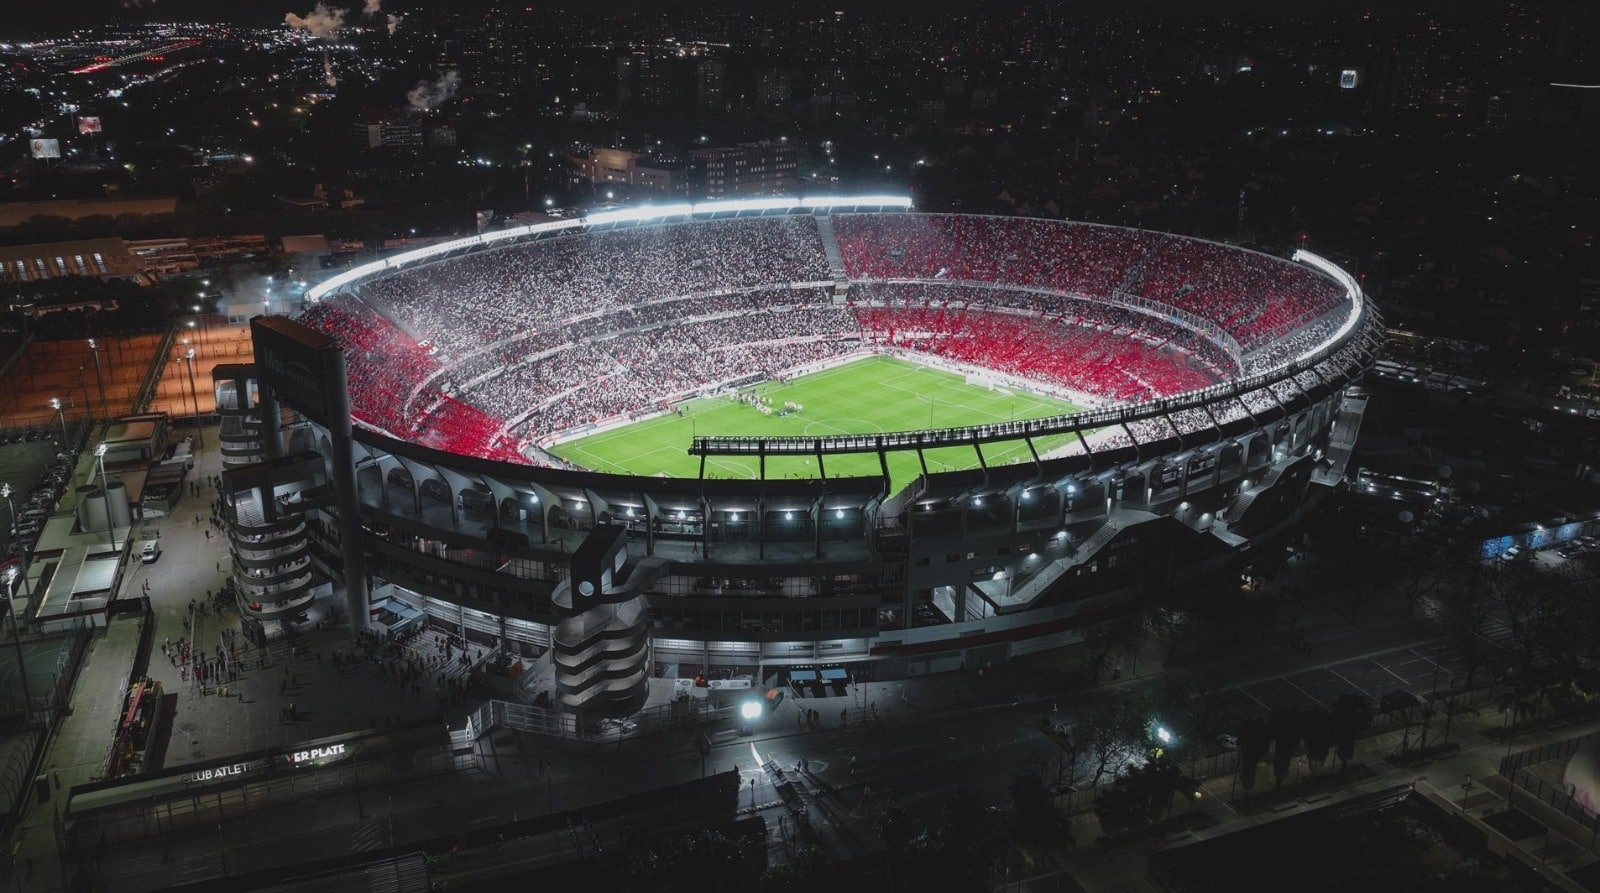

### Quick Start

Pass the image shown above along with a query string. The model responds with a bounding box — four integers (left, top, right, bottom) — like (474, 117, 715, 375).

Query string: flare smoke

(407, 71, 460, 112)
(285, 2, 345, 40)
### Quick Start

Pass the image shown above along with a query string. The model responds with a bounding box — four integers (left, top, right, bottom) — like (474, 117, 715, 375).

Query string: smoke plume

(324, 57, 338, 87)
(407, 71, 460, 111)
(285, 2, 345, 40)
(386, 13, 402, 34)
(362, 0, 382, 14)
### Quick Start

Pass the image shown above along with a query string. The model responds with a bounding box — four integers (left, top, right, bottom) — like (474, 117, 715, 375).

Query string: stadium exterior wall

(251, 202, 1378, 700)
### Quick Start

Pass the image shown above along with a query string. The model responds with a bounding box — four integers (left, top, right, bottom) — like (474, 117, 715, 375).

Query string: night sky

(7, 0, 1467, 35)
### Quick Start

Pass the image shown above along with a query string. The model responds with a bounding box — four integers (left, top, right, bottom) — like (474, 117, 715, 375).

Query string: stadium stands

(301, 211, 1359, 465)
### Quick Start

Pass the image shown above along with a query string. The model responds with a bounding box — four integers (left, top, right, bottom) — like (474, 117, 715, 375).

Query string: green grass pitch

(549, 355, 1082, 485)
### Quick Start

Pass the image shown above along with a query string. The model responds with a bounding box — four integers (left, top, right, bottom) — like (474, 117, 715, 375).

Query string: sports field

(550, 356, 1082, 484)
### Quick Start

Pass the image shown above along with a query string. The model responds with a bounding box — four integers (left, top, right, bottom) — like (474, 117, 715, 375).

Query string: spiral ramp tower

(551, 524, 655, 718)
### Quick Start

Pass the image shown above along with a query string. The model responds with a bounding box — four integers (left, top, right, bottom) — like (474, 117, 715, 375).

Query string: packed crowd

(1126, 237, 1345, 348)
(833, 213, 1152, 297)
(832, 213, 1348, 350)
(295, 212, 1361, 464)
(359, 216, 832, 359)
(298, 297, 439, 436)
(850, 281, 1238, 375)
(852, 301, 1218, 403)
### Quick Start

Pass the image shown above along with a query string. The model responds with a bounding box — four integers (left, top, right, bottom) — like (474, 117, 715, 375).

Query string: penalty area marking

(802, 418, 885, 437)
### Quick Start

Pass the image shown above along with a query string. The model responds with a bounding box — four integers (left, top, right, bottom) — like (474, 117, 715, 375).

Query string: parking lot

(1214, 641, 1468, 720)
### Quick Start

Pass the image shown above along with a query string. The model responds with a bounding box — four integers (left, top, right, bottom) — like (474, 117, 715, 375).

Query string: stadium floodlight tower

(3, 563, 33, 726)
(184, 348, 205, 451)
(94, 443, 115, 552)
(88, 338, 109, 421)
(49, 397, 69, 447)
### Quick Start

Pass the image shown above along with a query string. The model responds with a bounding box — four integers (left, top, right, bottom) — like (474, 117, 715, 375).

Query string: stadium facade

(215, 197, 1380, 718)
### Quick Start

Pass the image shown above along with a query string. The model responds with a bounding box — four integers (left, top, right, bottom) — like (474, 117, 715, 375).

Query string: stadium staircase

(1004, 558, 1073, 611)
(550, 556, 667, 716)
(1072, 521, 1122, 561)
(814, 215, 850, 284)
(1220, 465, 1288, 525)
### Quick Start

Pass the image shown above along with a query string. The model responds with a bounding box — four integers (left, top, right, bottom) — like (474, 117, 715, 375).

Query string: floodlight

(740, 700, 762, 720)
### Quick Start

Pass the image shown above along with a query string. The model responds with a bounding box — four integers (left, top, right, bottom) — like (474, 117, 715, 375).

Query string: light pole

(88, 338, 109, 421)
(49, 397, 68, 448)
(1, 484, 13, 533)
(187, 319, 198, 354)
(95, 444, 116, 552)
(78, 367, 92, 425)
(5, 564, 35, 728)
(184, 348, 205, 452)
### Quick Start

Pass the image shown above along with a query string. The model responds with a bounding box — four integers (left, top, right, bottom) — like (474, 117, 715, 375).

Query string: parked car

(141, 541, 162, 564)
(1500, 545, 1529, 563)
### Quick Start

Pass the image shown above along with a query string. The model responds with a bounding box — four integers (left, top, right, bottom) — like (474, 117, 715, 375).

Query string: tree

(896, 791, 990, 893)
(1037, 718, 1085, 790)
(1081, 614, 1143, 682)
(1330, 693, 1371, 774)
(873, 802, 917, 892)
(1303, 708, 1334, 773)
(1143, 604, 1194, 666)
(875, 801, 915, 859)
(662, 829, 752, 893)
(1490, 561, 1561, 682)
(1269, 707, 1302, 786)
(1394, 542, 1446, 619)
(1009, 772, 1066, 848)
(1320, 535, 1383, 625)
(1094, 755, 1189, 834)
(761, 844, 829, 892)
(1237, 716, 1271, 794)
(1437, 558, 1494, 688)
(1079, 690, 1150, 785)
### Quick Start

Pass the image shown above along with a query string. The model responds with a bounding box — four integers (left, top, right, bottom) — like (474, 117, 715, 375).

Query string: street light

(3, 564, 35, 728)
(740, 699, 762, 736)
(184, 348, 205, 452)
(95, 444, 115, 552)
(49, 397, 68, 448)
(88, 338, 108, 421)
(0, 484, 13, 533)
(77, 367, 93, 425)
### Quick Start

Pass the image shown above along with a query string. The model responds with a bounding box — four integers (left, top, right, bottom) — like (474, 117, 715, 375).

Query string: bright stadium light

(305, 196, 913, 305)
(1291, 249, 1364, 361)
(740, 700, 762, 720)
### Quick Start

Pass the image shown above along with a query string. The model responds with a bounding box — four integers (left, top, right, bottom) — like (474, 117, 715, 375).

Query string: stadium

(226, 196, 1380, 720)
